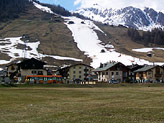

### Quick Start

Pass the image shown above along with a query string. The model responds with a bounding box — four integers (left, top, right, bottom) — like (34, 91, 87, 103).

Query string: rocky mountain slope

(75, 4, 164, 30)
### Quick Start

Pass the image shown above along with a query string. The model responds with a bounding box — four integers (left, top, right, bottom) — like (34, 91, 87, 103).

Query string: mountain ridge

(75, 5, 164, 30)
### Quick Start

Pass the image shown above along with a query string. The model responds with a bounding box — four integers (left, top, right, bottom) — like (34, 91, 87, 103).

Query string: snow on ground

(64, 16, 164, 68)
(33, 2, 54, 14)
(133, 48, 164, 53)
(0, 37, 82, 65)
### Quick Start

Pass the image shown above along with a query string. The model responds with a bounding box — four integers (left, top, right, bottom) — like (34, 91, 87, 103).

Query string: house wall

(68, 65, 92, 83)
(136, 67, 164, 82)
(20, 69, 47, 77)
(98, 71, 123, 82)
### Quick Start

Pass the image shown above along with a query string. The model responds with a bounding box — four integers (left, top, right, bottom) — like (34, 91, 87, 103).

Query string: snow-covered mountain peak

(75, 6, 164, 31)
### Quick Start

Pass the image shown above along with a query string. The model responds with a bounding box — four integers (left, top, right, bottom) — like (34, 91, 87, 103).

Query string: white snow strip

(132, 48, 153, 53)
(64, 16, 164, 68)
(42, 54, 82, 62)
(133, 48, 164, 53)
(0, 60, 11, 65)
(33, 2, 54, 14)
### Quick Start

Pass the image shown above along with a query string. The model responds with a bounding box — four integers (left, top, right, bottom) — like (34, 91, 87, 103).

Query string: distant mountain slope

(75, 4, 164, 30)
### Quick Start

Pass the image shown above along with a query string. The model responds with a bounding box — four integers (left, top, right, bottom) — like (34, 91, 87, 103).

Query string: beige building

(68, 64, 92, 83)
(20, 69, 47, 76)
(94, 62, 129, 83)
(135, 65, 164, 83)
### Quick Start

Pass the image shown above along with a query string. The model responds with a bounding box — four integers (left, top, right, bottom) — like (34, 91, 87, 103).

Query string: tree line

(0, 0, 31, 22)
(128, 28, 164, 45)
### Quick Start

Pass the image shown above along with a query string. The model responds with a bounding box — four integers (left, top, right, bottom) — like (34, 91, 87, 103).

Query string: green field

(0, 84, 164, 123)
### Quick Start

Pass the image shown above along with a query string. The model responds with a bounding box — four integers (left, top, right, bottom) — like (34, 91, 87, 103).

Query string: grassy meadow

(0, 84, 164, 123)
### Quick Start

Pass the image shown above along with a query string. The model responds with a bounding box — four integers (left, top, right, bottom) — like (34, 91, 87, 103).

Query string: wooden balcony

(155, 74, 162, 78)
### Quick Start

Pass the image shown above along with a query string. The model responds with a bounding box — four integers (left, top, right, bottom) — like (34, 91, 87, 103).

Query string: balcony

(155, 74, 162, 78)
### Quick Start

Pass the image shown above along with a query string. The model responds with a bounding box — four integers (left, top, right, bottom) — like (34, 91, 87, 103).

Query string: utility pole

(22, 34, 29, 59)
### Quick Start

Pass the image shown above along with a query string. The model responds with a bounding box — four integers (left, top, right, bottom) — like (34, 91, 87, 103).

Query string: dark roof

(19, 58, 46, 69)
(134, 65, 156, 72)
(127, 64, 144, 72)
(93, 62, 118, 72)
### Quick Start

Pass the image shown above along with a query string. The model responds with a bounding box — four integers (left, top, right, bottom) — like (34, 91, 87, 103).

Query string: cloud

(74, 0, 164, 12)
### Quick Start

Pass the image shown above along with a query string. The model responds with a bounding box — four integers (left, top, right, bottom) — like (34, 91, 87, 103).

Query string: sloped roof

(93, 62, 118, 72)
(134, 65, 155, 72)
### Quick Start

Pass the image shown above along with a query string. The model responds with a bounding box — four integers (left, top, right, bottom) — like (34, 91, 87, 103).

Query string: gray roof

(134, 65, 155, 72)
(93, 62, 118, 72)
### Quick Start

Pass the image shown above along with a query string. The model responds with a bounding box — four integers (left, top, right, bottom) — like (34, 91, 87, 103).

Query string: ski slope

(64, 16, 164, 68)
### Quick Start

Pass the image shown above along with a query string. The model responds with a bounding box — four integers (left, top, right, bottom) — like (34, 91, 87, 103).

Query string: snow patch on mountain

(33, 2, 54, 14)
(0, 37, 82, 65)
(64, 16, 164, 68)
(132, 47, 164, 53)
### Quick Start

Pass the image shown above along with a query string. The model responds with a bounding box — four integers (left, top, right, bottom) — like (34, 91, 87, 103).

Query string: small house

(134, 65, 164, 83)
(127, 64, 144, 82)
(94, 62, 129, 83)
(19, 58, 47, 78)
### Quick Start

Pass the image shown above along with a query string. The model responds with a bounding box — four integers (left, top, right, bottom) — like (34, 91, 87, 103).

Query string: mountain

(75, 4, 164, 30)
(0, 0, 164, 68)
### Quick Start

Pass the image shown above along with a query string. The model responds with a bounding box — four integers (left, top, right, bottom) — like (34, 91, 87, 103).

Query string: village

(0, 57, 164, 84)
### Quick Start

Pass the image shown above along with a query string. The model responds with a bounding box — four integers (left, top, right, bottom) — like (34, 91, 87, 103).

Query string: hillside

(0, 1, 91, 67)
(0, 0, 164, 68)
(96, 23, 164, 63)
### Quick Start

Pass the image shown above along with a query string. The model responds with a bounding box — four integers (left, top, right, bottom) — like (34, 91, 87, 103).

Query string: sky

(38, 0, 80, 10)
(38, 0, 164, 12)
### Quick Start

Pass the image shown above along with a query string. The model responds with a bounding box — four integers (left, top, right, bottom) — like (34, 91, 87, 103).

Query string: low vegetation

(0, 84, 164, 122)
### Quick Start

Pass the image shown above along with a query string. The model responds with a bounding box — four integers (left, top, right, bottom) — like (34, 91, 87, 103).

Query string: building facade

(67, 64, 92, 83)
(94, 62, 129, 83)
(135, 65, 164, 83)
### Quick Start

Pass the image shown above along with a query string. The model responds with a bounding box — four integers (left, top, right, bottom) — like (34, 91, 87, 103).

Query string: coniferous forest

(128, 28, 164, 45)
(0, 0, 31, 22)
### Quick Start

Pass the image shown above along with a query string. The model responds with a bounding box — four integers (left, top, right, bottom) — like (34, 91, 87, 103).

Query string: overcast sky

(39, 0, 164, 12)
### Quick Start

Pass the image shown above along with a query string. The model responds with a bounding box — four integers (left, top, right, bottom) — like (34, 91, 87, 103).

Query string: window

(79, 71, 82, 74)
(73, 71, 76, 74)
(79, 75, 82, 79)
(73, 75, 76, 79)
(123, 72, 127, 77)
(106, 72, 108, 75)
(32, 71, 37, 74)
(116, 72, 119, 75)
(111, 72, 114, 75)
(79, 66, 81, 69)
(38, 71, 43, 75)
